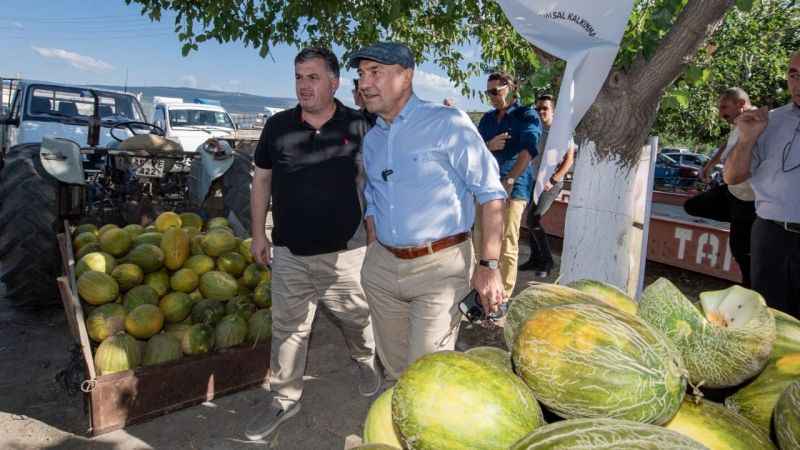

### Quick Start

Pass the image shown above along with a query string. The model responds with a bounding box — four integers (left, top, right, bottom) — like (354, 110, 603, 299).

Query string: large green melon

(199, 271, 239, 301)
(363, 387, 402, 447)
(248, 309, 272, 344)
(513, 303, 686, 424)
(179, 212, 204, 230)
(73, 231, 99, 254)
(133, 231, 163, 248)
(226, 296, 257, 320)
(214, 314, 248, 349)
(154, 211, 182, 232)
(191, 298, 226, 325)
(99, 227, 132, 257)
(124, 304, 164, 339)
(504, 283, 607, 350)
(78, 270, 120, 306)
(241, 263, 270, 288)
(111, 263, 144, 291)
(183, 254, 215, 276)
(142, 333, 182, 366)
(123, 285, 160, 311)
(182, 324, 214, 355)
(126, 244, 165, 273)
(159, 292, 194, 323)
(217, 251, 247, 277)
(170, 268, 199, 293)
(239, 237, 254, 264)
(639, 279, 776, 388)
(201, 228, 237, 257)
(144, 269, 170, 297)
(464, 346, 512, 372)
(725, 353, 800, 433)
(94, 333, 141, 376)
(566, 278, 638, 315)
(86, 303, 127, 342)
(253, 280, 272, 308)
(392, 351, 544, 449)
(509, 418, 707, 449)
(664, 396, 774, 450)
(161, 227, 191, 270)
(771, 308, 800, 360)
(775, 381, 800, 450)
(122, 224, 144, 239)
(76, 252, 116, 278)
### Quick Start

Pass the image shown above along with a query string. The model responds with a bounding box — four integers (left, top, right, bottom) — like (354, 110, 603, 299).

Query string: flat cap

(347, 42, 415, 69)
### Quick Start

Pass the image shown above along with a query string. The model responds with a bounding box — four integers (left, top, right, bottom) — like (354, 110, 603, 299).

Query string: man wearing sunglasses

(724, 51, 800, 318)
(475, 72, 542, 298)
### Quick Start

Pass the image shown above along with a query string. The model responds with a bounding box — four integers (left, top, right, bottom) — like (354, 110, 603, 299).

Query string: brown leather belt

(381, 232, 470, 260)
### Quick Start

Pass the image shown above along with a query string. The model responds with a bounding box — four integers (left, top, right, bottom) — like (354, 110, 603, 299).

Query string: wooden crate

(57, 222, 271, 435)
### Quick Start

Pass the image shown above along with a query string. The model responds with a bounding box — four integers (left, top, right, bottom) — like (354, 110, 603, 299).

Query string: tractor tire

(221, 151, 253, 236)
(0, 144, 61, 311)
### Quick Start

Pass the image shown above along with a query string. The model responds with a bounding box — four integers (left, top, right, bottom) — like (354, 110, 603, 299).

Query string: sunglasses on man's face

(485, 87, 508, 97)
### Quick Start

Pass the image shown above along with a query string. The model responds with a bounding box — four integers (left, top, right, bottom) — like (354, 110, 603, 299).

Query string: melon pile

(360, 279, 800, 450)
(71, 212, 273, 376)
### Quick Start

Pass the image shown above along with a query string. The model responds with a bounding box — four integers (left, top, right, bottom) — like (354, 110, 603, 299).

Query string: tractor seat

(58, 102, 79, 116)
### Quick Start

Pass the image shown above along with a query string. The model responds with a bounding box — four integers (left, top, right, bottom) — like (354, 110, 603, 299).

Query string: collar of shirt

(494, 100, 519, 119)
(292, 99, 349, 129)
(374, 94, 422, 130)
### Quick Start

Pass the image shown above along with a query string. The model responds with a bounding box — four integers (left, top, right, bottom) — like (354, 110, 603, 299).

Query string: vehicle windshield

(25, 85, 144, 122)
(169, 109, 234, 129)
(658, 153, 678, 164)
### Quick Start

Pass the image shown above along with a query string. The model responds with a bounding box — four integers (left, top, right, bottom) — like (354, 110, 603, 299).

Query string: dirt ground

(0, 237, 729, 450)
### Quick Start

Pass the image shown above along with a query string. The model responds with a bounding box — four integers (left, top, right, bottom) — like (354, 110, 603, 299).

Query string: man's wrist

(479, 258, 499, 270)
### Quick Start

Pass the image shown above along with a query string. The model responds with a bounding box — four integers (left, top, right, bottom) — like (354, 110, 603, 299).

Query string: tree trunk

(559, 0, 735, 296)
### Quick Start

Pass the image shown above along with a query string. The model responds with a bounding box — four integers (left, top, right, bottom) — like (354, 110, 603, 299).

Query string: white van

(151, 98, 237, 153)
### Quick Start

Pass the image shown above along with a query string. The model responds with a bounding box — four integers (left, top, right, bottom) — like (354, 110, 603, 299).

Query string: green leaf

(736, 0, 756, 12)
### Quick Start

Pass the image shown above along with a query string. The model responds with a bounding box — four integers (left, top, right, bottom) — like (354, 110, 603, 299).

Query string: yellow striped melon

(363, 387, 402, 447)
(161, 227, 190, 270)
(664, 396, 774, 449)
(775, 381, 800, 450)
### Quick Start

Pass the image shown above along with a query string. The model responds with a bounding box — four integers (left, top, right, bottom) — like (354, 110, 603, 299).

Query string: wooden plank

(90, 344, 271, 435)
(57, 276, 97, 380)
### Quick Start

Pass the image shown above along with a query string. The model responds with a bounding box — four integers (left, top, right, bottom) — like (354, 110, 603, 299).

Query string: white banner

(496, 0, 634, 201)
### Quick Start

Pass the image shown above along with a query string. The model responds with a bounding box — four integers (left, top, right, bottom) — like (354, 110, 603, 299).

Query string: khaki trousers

(269, 245, 375, 409)
(473, 198, 527, 298)
(361, 239, 473, 381)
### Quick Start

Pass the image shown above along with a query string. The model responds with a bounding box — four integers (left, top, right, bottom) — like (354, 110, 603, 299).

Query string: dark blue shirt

(478, 102, 542, 201)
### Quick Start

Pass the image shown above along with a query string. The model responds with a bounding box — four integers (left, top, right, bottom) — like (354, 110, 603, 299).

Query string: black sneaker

(245, 399, 301, 441)
(518, 259, 541, 271)
(533, 262, 554, 278)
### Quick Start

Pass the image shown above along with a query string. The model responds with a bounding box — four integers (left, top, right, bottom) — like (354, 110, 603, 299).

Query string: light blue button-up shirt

(363, 94, 507, 247)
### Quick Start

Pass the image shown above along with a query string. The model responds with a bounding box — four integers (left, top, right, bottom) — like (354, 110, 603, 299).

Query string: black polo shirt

(254, 100, 369, 256)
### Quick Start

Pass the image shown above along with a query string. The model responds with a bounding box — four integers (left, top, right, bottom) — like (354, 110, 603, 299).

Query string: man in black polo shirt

(245, 47, 379, 441)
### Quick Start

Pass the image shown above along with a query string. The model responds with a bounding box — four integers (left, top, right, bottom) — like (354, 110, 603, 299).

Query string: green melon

(350, 446, 399, 450)
(216, 251, 246, 277)
(78, 270, 120, 305)
(201, 229, 237, 257)
(73, 231, 99, 253)
(226, 296, 257, 320)
(242, 263, 270, 288)
(164, 323, 193, 342)
(123, 285, 160, 311)
(98, 223, 119, 236)
(170, 268, 199, 293)
(725, 353, 800, 433)
(771, 308, 800, 360)
(111, 263, 144, 291)
(76, 252, 116, 278)
(94, 333, 141, 376)
(664, 396, 774, 450)
(122, 224, 145, 238)
(513, 303, 686, 424)
(182, 226, 201, 240)
(76, 242, 102, 259)
(191, 234, 206, 256)
(775, 381, 800, 450)
(640, 279, 776, 388)
(393, 351, 544, 449)
(207, 217, 230, 230)
(566, 279, 638, 315)
(144, 269, 170, 297)
(74, 223, 99, 236)
(99, 228, 132, 257)
(363, 387, 402, 447)
(199, 271, 239, 301)
(159, 292, 194, 323)
(509, 418, 707, 450)
(133, 231, 163, 247)
(155, 211, 182, 232)
(86, 303, 127, 342)
(504, 283, 607, 349)
(183, 255, 215, 276)
(189, 289, 203, 303)
(182, 324, 214, 355)
(142, 333, 182, 366)
(465, 346, 512, 371)
(248, 309, 272, 344)
(239, 237, 254, 264)
(125, 304, 164, 339)
(126, 244, 165, 273)
(236, 276, 251, 295)
(191, 298, 226, 325)
(161, 227, 190, 270)
(144, 224, 157, 232)
(253, 280, 272, 308)
(179, 212, 204, 230)
(214, 314, 248, 349)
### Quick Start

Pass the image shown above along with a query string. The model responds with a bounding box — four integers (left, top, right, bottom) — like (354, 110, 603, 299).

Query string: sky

(0, 0, 492, 111)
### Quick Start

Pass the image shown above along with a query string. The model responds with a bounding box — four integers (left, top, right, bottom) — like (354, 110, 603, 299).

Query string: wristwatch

(479, 259, 499, 270)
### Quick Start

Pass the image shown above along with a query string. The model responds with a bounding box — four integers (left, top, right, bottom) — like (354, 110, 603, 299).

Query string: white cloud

(179, 75, 198, 89)
(31, 46, 113, 72)
(414, 70, 456, 92)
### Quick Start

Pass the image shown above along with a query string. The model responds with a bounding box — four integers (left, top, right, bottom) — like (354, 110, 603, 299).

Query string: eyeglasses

(782, 119, 800, 173)
(485, 86, 508, 97)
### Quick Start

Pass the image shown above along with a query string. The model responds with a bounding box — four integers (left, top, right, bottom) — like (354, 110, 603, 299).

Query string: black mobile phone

(459, 290, 508, 322)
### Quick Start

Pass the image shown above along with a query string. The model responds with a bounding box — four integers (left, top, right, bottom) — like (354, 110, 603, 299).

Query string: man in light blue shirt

(349, 42, 507, 380)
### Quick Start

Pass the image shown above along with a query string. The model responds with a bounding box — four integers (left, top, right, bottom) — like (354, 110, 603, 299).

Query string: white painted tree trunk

(559, 140, 656, 298)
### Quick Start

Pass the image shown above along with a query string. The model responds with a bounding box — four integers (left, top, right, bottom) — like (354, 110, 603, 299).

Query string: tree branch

(629, 0, 735, 99)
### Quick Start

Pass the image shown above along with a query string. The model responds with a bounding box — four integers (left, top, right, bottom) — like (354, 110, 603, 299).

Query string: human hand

(735, 107, 769, 143)
(487, 132, 511, 152)
(543, 180, 554, 191)
(251, 236, 272, 266)
(502, 177, 515, 195)
(471, 266, 505, 314)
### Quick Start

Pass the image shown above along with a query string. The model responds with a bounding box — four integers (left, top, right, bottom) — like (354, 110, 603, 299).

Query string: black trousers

(751, 218, 800, 318)
(683, 185, 756, 287)
(525, 181, 564, 266)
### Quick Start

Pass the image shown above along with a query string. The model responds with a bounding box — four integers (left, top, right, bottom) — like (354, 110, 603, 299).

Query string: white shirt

(721, 127, 756, 202)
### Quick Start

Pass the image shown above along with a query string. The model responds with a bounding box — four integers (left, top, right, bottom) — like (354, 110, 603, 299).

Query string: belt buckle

(784, 222, 800, 234)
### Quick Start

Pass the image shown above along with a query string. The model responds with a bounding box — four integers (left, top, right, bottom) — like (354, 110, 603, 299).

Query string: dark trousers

(525, 181, 564, 267)
(683, 185, 756, 287)
(751, 218, 800, 318)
